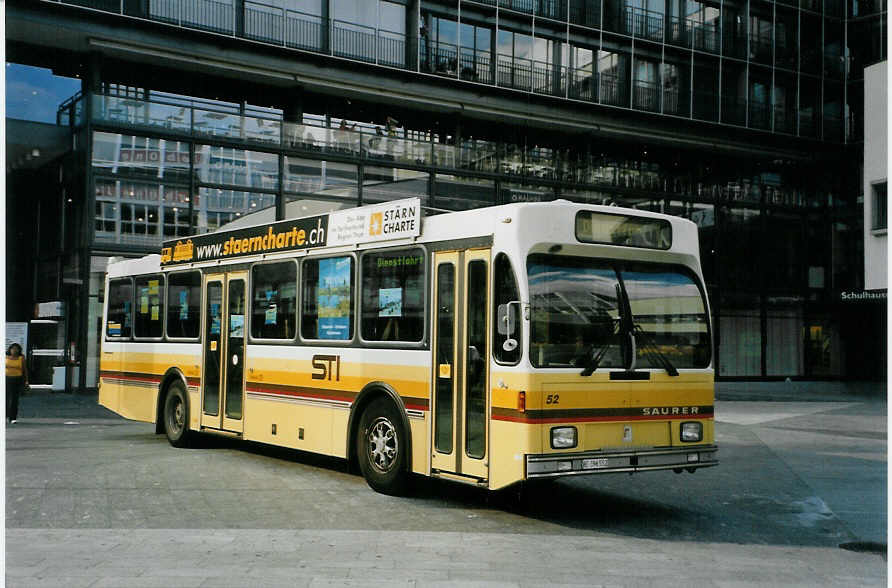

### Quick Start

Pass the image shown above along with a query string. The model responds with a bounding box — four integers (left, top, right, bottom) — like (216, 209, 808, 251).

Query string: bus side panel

(101, 344, 201, 425)
(408, 419, 428, 476)
(489, 371, 541, 490)
(243, 396, 337, 455)
(98, 343, 123, 415)
(243, 347, 432, 466)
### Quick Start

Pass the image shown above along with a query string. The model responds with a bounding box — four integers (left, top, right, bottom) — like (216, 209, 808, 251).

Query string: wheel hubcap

(367, 417, 398, 473)
(170, 397, 183, 434)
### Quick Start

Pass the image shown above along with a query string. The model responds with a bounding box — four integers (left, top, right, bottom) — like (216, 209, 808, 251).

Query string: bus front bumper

(526, 445, 718, 478)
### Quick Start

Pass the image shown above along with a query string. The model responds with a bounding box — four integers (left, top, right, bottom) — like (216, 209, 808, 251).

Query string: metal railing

(569, 0, 601, 27)
(633, 79, 660, 112)
(624, 7, 664, 42)
(599, 73, 626, 107)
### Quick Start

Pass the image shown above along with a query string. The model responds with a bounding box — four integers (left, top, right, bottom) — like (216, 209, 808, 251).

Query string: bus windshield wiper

(632, 324, 679, 376)
(578, 320, 620, 377)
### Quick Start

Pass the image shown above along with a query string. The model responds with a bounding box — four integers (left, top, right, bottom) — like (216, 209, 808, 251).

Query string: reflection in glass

(527, 255, 710, 369)
(435, 263, 455, 454)
(465, 260, 487, 459)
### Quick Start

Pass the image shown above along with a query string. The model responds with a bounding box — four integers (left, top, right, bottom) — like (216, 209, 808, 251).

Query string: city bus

(99, 197, 717, 495)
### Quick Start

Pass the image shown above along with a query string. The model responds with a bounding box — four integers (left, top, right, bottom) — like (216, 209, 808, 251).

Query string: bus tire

(357, 397, 408, 495)
(163, 382, 191, 448)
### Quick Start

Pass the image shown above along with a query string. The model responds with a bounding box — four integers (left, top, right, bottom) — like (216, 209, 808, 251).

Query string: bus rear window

(106, 278, 133, 339)
(575, 211, 672, 250)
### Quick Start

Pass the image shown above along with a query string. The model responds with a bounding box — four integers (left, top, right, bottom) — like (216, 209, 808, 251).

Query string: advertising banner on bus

(160, 198, 420, 267)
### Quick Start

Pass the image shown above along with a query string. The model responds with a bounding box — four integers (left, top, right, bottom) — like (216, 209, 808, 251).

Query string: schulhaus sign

(160, 198, 421, 267)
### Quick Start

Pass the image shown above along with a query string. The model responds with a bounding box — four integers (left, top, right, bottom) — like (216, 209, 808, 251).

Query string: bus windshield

(527, 254, 711, 370)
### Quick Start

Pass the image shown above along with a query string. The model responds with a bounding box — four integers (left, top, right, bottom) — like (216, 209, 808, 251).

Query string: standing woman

(6, 343, 28, 424)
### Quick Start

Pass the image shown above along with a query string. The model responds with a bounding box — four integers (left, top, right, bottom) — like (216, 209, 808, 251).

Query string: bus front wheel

(357, 398, 408, 495)
(163, 382, 191, 448)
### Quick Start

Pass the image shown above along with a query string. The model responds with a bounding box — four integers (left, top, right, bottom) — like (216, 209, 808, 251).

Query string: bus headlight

(680, 422, 702, 442)
(550, 426, 577, 449)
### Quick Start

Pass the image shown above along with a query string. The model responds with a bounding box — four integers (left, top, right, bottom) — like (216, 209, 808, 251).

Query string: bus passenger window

(360, 248, 425, 342)
(166, 271, 201, 339)
(106, 278, 133, 339)
(301, 256, 354, 341)
(134, 274, 163, 338)
(251, 262, 297, 340)
(493, 253, 521, 364)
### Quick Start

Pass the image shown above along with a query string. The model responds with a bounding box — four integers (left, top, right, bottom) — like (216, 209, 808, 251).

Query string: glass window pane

(621, 264, 711, 369)
(380, 1, 405, 33)
(465, 259, 487, 459)
(251, 262, 297, 340)
(527, 254, 623, 368)
(362, 166, 430, 204)
(361, 248, 426, 342)
(196, 145, 279, 190)
(225, 279, 245, 420)
(92, 132, 190, 182)
(167, 271, 201, 339)
(435, 262, 455, 454)
(195, 188, 277, 234)
(301, 256, 355, 340)
(434, 174, 494, 210)
(284, 157, 358, 195)
(204, 282, 223, 416)
(106, 279, 133, 339)
(493, 253, 521, 364)
(134, 274, 164, 338)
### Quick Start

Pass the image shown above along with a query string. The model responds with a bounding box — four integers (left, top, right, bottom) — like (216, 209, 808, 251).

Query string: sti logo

(369, 212, 383, 236)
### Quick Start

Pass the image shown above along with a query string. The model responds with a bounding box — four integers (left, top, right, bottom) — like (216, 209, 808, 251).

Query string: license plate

(582, 458, 609, 469)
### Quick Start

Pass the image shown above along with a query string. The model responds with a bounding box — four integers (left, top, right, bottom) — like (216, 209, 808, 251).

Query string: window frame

(358, 246, 429, 348)
(299, 252, 358, 346)
(872, 181, 887, 232)
(132, 273, 166, 341)
(248, 259, 300, 344)
(165, 270, 203, 342)
(105, 277, 135, 341)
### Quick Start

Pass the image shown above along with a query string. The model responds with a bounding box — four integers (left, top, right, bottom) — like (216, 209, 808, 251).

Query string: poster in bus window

(179, 290, 189, 321)
(230, 314, 244, 338)
(378, 288, 402, 317)
(210, 303, 221, 335)
(317, 257, 350, 340)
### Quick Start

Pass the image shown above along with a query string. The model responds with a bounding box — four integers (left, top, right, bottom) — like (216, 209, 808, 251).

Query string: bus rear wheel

(163, 382, 191, 448)
(357, 398, 408, 495)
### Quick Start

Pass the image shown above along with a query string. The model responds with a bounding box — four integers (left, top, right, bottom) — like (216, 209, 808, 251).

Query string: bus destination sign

(160, 198, 421, 267)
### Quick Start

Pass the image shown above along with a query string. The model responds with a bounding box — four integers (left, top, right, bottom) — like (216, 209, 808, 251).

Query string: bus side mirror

(498, 302, 520, 353)
(497, 303, 515, 336)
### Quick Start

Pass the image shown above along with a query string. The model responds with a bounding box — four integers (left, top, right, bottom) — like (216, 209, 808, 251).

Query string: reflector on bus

(575, 211, 672, 250)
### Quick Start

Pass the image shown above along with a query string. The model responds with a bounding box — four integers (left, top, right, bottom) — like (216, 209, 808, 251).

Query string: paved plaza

(4, 386, 887, 586)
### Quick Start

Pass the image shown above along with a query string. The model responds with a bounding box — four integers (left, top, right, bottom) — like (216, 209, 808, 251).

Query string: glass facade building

(6, 0, 887, 391)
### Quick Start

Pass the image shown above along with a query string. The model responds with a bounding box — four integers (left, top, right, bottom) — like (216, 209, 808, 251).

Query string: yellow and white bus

(100, 197, 717, 494)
